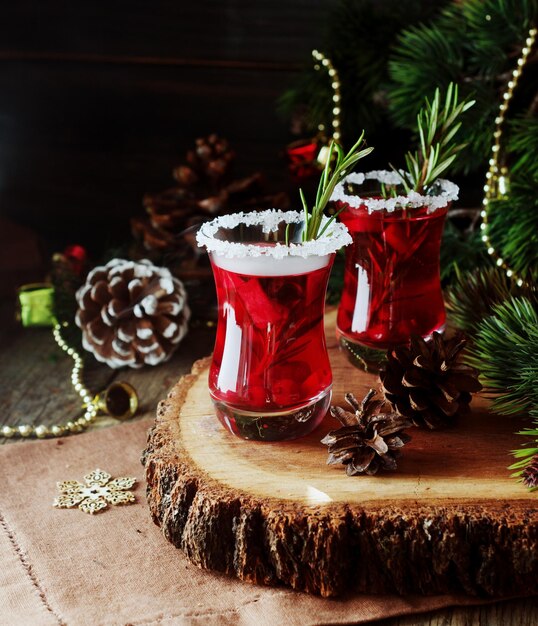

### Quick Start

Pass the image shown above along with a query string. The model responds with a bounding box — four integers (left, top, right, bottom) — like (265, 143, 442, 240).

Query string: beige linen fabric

(0, 419, 491, 626)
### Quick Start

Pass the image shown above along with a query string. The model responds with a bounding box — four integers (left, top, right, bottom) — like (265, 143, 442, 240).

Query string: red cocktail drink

(331, 171, 457, 370)
(197, 210, 351, 440)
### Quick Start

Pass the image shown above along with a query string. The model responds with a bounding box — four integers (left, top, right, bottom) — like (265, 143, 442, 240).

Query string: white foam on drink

(331, 170, 459, 213)
(196, 209, 351, 272)
(211, 251, 331, 276)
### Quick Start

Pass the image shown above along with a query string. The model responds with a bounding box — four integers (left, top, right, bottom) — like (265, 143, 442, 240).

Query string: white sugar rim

(196, 209, 352, 259)
(331, 170, 459, 213)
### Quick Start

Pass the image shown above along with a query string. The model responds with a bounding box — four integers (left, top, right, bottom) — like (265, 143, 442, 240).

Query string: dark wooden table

(1, 300, 536, 625)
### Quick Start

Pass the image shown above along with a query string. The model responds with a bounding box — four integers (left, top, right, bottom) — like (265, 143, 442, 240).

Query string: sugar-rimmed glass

(197, 209, 351, 441)
(331, 171, 458, 370)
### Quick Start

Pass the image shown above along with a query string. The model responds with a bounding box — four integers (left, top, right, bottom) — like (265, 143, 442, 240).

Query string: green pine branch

(508, 117, 538, 179)
(467, 297, 538, 417)
(487, 185, 538, 281)
(443, 265, 535, 334)
(388, 0, 538, 174)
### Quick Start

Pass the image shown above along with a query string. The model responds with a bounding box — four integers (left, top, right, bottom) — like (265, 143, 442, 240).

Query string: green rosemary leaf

(429, 153, 457, 182)
(441, 121, 462, 147)
(299, 133, 372, 241)
(299, 188, 309, 241)
(401, 82, 474, 192)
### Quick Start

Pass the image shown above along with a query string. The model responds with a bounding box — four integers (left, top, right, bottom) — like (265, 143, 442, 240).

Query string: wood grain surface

(144, 310, 537, 599)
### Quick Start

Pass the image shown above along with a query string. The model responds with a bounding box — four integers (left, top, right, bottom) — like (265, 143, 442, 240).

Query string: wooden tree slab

(143, 311, 537, 598)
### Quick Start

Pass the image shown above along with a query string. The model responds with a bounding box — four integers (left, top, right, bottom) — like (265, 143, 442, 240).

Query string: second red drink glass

(331, 171, 457, 370)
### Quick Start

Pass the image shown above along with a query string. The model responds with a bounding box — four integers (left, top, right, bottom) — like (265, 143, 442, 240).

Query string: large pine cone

(131, 134, 290, 259)
(75, 259, 190, 368)
(380, 333, 482, 429)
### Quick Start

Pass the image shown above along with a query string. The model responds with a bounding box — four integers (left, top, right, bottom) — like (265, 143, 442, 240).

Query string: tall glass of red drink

(197, 209, 351, 441)
(331, 171, 458, 371)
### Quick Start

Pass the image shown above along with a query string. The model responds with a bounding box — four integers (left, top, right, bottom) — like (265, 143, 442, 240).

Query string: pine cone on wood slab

(380, 333, 482, 430)
(322, 390, 412, 476)
(75, 259, 190, 368)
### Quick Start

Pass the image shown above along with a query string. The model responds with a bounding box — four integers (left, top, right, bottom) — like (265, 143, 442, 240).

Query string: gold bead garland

(480, 27, 537, 287)
(1, 322, 98, 439)
(312, 49, 342, 142)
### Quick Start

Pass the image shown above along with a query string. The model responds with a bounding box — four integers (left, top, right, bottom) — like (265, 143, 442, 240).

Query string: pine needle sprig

(508, 117, 538, 179)
(396, 83, 475, 194)
(300, 134, 373, 241)
(444, 265, 533, 334)
(467, 297, 538, 417)
(487, 186, 538, 281)
(388, 0, 537, 173)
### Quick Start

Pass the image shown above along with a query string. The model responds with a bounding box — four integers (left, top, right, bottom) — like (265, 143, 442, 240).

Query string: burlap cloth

(0, 418, 497, 626)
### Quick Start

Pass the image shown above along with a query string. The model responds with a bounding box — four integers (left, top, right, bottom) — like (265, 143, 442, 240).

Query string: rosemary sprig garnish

(396, 82, 475, 194)
(300, 133, 373, 241)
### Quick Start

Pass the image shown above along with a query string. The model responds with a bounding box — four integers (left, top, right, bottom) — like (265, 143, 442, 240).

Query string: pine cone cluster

(131, 134, 290, 263)
(75, 259, 190, 368)
(322, 390, 412, 475)
(380, 333, 482, 430)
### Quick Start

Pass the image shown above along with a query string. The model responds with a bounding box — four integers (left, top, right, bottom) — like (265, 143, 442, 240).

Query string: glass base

(337, 334, 388, 374)
(211, 388, 332, 442)
(337, 324, 447, 374)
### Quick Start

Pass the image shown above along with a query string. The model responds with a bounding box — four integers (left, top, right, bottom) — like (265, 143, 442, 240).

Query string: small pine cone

(380, 333, 482, 430)
(321, 389, 412, 476)
(75, 259, 190, 368)
(522, 454, 538, 490)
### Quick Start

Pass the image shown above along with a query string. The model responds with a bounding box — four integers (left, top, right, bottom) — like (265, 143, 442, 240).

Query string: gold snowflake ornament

(53, 469, 136, 514)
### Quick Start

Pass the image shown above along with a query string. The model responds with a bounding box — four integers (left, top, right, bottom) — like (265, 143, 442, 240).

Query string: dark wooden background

(0, 0, 337, 285)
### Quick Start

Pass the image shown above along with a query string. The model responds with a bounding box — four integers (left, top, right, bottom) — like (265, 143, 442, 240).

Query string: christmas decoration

(131, 134, 290, 269)
(311, 49, 342, 144)
(480, 26, 537, 286)
(1, 320, 139, 439)
(380, 333, 482, 430)
(285, 138, 323, 181)
(61, 244, 88, 277)
(284, 50, 342, 181)
(75, 258, 190, 369)
(53, 469, 136, 515)
(322, 389, 412, 475)
(17, 283, 55, 328)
